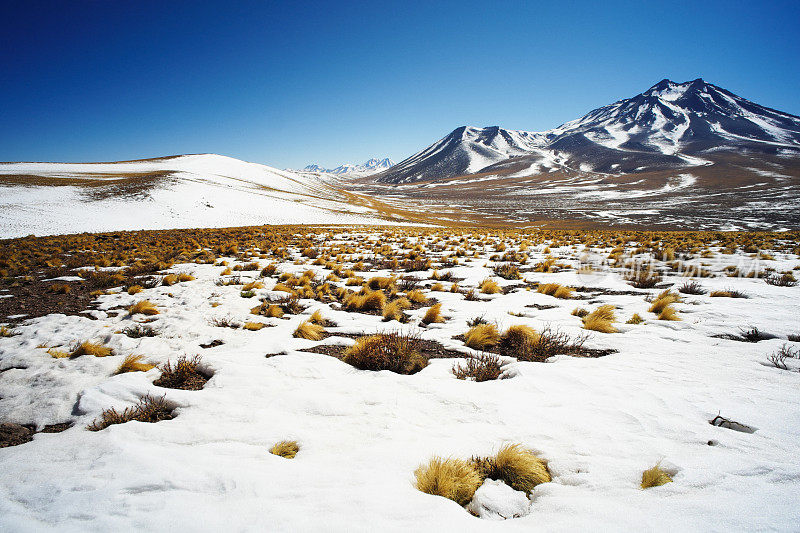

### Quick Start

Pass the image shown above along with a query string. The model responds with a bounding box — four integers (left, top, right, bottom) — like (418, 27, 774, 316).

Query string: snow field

(0, 229, 799, 531)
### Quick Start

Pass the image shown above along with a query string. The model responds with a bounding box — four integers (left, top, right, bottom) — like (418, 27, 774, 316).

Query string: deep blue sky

(1, 1, 798, 168)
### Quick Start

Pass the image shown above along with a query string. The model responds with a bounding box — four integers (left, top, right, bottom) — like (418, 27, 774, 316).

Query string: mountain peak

(298, 158, 395, 176)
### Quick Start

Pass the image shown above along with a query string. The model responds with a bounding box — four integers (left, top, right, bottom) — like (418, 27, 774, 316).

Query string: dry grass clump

(47, 348, 71, 358)
(414, 457, 483, 506)
(421, 303, 445, 325)
(641, 464, 673, 489)
(624, 266, 662, 288)
(709, 288, 748, 298)
(242, 281, 264, 291)
(452, 353, 504, 382)
(161, 274, 179, 286)
(344, 289, 387, 312)
(648, 290, 681, 314)
(177, 273, 195, 282)
(0, 326, 20, 338)
(473, 443, 551, 495)
(70, 341, 113, 358)
(493, 263, 520, 280)
(87, 394, 173, 431)
(115, 355, 155, 374)
(537, 283, 574, 299)
(153, 355, 207, 390)
(128, 299, 159, 316)
(479, 278, 501, 294)
(127, 285, 143, 295)
(626, 313, 644, 324)
(582, 305, 618, 333)
(49, 283, 71, 294)
(342, 333, 427, 374)
(382, 297, 411, 322)
(405, 289, 427, 304)
(270, 440, 300, 459)
(243, 321, 266, 331)
(250, 302, 285, 318)
(571, 307, 589, 318)
(657, 305, 680, 321)
(367, 276, 395, 290)
(293, 320, 325, 340)
(499, 325, 539, 355)
(308, 310, 333, 327)
(464, 323, 500, 350)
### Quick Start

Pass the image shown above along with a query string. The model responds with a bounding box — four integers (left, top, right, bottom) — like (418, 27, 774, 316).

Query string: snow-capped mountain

(375, 79, 800, 183)
(301, 158, 394, 177)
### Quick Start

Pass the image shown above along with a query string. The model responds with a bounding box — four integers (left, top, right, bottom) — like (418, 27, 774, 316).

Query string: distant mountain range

(299, 158, 394, 177)
(373, 78, 800, 184)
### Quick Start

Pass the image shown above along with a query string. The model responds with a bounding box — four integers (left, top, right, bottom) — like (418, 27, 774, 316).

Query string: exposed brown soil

(0, 421, 73, 448)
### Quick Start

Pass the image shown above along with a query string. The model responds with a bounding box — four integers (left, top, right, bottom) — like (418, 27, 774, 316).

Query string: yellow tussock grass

(270, 440, 300, 459)
(244, 321, 266, 331)
(582, 305, 617, 333)
(129, 300, 159, 316)
(115, 355, 155, 374)
(293, 320, 324, 340)
(479, 278, 501, 294)
(641, 464, 673, 489)
(422, 303, 445, 324)
(414, 457, 483, 506)
(464, 323, 500, 350)
(71, 341, 113, 358)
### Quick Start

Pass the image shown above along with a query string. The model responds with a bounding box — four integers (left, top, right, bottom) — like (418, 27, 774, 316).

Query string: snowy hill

(0, 154, 394, 238)
(300, 158, 394, 177)
(374, 79, 800, 183)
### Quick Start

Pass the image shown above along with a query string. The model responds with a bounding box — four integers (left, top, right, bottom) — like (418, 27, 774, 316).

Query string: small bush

(115, 355, 155, 374)
(624, 267, 662, 288)
(766, 344, 799, 370)
(494, 263, 521, 280)
(641, 464, 672, 489)
(128, 300, 159, 316)
(452, 353, 504, 382)
(764, 273, 797, 287)
(514, 326, 589, 362)
(414, 457, 483, 506)
(678, 281, 706, 295)
(270, 440, 300, 459)
(421, 303, 445, 324)
(467, 315, 487, 327)
(87, 394, 174, 431)
(154, 355, 207, 390)
(293, 320, 324, 340)
(571, 307, 589, 318)
(582, 305, 617, 333)
(464, 323, 500, 350)
(342, 333, 427, 374)
(70, 341, 113, 358)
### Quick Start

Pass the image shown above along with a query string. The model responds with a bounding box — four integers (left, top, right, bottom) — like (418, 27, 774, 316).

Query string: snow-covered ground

(0, 155, 394, 238)
(1, 231, 799, 531)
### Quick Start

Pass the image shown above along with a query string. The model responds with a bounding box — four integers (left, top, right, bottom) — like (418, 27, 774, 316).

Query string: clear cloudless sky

(1, 0, 798, 168)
